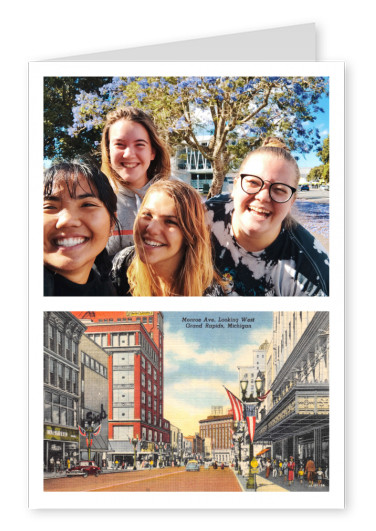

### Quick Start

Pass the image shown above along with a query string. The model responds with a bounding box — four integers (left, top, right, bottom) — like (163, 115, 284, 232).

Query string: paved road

(44, 466, 242, 492)
(296, 189, 329, 203)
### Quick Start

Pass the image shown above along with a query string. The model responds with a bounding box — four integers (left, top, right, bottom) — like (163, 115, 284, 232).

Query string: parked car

(320, 184, 329, 191)
(185, 460, 200, 472)
(66, 460, 101, 478)
(300, 184, 310, 191)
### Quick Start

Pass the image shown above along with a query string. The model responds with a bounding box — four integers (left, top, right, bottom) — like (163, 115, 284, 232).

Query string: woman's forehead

(240, 153, 296, 183)
(49, 172, 97, 197)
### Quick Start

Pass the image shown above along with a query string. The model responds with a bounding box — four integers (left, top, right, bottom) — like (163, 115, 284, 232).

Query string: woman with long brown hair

(101, 106, 171, 257)
(111, 180, 225, 296)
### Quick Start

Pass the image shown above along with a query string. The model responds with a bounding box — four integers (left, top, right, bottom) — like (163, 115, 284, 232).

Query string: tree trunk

(207, 151, 229, 199)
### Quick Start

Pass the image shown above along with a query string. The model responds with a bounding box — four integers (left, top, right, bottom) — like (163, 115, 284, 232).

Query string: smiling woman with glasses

(205, 137, 329, 296)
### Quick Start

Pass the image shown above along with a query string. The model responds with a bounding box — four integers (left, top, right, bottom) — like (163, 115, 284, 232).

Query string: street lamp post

(240, 374, 263, 490)
(131, 436, 139, 470)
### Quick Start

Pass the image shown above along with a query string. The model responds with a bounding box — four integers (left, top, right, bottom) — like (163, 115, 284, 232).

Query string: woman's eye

(166, 219, 178, 226)
(43, 203, 57, 211)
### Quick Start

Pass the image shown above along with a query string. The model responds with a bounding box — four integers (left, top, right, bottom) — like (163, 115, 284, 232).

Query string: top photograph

(43, 75, 329, 297)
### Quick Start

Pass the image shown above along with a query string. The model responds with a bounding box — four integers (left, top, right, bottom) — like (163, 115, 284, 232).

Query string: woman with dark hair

(101, 106, 171, 257)
(43, 158, 119, 296)
(206, 137, 329, 296)
(111, 180, 225, 296)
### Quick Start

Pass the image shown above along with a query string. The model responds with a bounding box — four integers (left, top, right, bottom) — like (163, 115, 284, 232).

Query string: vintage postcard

(28, 61, 344, 509)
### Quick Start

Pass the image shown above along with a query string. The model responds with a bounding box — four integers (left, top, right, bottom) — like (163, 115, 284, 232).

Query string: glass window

(113, 426, 133, 440)
(141, 374, 145, 387)
(52, 404, 59, 424)
(141, 357, 146, 369)
(44, 403, 52, 422)
(90, 358, 95, 370)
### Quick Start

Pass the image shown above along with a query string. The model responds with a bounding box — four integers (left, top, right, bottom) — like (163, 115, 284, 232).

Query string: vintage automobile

(185, 460, 200, 472)
(66, 460, 101, 478)
(300, 184, 310, 191)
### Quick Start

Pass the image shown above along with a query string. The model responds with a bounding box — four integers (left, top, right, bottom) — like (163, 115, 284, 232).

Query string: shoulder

(111, 246, 135, 296)
(205, 194, 234, 225)
(44, 266, 55, 296)
(205, 193, 232, 210)
(285, 222, 330, 295)
(112, 245, 136, 270)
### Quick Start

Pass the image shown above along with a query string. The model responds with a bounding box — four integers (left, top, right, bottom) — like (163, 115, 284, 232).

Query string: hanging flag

(257, 390, 271, 402)
(78, 426, 87, 437)
(224, 387, 243, 421)
(93, 424, 101, 437)
(244, 403, 257, 442)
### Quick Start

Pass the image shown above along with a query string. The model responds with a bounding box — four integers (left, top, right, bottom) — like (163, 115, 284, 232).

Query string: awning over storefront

(256, 448, 271, 456)
(255, 384, 329, 442)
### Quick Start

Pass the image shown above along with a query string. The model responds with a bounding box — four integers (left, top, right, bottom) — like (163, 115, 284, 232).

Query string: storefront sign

(44, 425, 79, 442)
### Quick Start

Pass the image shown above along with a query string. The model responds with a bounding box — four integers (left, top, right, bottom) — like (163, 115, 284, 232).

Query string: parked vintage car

(185, 460, 200, 472)
(66, 460, 101, 478)
(300, 184, 310, 191)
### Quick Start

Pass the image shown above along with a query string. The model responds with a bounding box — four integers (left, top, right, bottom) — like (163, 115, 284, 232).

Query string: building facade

(43, 312, 86, 471)
(78, 334, 109, 465)
(199, 409, 234, 463)
(255, 312, 329, 470)
(72, 311, 170, 466)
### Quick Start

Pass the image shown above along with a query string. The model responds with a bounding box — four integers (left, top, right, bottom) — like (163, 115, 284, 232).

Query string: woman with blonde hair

(206, 137, 329, 296)
(101, 106, 171, 257)
(111, 180, 225, 296)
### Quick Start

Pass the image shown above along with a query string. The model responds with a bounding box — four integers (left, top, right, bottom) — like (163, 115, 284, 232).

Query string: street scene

(43, 311, 329, 493)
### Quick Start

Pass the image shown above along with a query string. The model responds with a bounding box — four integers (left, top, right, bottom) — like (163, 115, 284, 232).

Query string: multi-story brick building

(199, 407, 234, 464)
(72, 311, 170, 466)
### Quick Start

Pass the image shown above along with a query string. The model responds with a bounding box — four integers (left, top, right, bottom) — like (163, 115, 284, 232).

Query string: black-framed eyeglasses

(240, 174, 296, 203)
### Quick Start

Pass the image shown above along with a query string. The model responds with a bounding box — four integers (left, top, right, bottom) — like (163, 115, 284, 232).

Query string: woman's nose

(254, 183, 271, 201)
(145, 218, 161, 234)
(55, 208, 81, 228)
(122, 146, 134, 158)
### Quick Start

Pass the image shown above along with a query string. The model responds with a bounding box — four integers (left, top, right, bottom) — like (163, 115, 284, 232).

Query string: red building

(73, 312, 170, 463)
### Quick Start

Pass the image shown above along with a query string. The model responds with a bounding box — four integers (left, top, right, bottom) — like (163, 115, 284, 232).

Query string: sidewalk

(233, 468, 288, 492)
(233, 468, 329, 492)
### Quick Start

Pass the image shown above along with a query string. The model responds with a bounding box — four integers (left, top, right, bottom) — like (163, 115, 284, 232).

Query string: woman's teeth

(55, 237, 86, 247)
(144, 239, 164, 247)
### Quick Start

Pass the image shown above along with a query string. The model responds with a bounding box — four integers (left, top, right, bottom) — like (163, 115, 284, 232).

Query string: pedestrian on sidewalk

(287, 456, 295, 485)
(316, 467, 324, 487)
(282, 458, 288, 481)
(56, 458, 61, 473)
(278, 459, 283, 477)
(272, 459, 278, 478)
(298, 466, 304, 484)
(265, 458, 271, 478)
(49, 456, 55, 473)
(305, 457, 316, 487)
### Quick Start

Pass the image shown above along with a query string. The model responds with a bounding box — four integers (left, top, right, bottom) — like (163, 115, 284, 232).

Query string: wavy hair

(100, 106, 171, 192)
(127, 180, 221, 296)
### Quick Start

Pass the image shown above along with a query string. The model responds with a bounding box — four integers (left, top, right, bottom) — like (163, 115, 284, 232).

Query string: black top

(205, 194, 329, 296)
(44, 266, 117, 296)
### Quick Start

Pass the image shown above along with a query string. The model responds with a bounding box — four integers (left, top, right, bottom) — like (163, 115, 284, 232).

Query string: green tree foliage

(45, 76, 328, 197)
(307, 136, 329, 183)
(44, 77, 111, 161)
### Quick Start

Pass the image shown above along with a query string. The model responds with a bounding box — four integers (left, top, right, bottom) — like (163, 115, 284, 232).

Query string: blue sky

(163, 312, 273, 435)
(294, 92, 329, 169)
